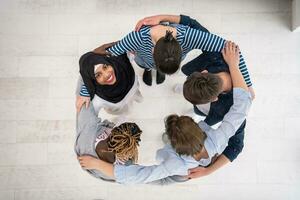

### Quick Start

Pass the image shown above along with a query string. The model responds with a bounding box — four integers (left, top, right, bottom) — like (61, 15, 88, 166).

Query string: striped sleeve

(238, 53, 252, 87)
(107, 31, 144, 56)
(182, 27, 252, 86)
(79, 85, 90, 97)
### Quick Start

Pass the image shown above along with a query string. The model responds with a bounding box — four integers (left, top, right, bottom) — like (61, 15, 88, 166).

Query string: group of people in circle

(74, 14, 254, 185)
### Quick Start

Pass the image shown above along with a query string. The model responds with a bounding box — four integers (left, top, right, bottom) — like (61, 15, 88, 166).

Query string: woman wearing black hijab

(76, 52, 142, 115)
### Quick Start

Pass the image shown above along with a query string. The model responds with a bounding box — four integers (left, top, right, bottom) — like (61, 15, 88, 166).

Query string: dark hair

(153, 30, 182, 74)
(183, 72, 223, 105)
(165, 114, 206, 156)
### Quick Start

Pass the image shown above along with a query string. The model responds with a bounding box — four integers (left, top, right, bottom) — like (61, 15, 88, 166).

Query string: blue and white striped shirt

(80, 24, 252, 96)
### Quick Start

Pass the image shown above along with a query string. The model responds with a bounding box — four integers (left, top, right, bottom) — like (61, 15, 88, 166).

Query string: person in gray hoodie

(74, 104, 142, 181)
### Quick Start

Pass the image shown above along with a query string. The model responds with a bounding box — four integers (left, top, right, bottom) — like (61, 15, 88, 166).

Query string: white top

(76, 75, 140, 115)
(92, 75, 140, 114)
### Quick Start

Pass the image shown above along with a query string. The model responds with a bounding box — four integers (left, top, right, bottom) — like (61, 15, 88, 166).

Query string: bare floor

(0, 0, 299, 199)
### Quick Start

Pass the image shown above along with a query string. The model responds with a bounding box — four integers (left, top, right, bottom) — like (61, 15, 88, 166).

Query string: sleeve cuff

(80, 85, 90, 97)
(79, 92, 90, 97)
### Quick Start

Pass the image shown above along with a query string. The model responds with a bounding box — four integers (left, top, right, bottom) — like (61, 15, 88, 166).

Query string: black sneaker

(143, 69, 152, 86)
(156, 70, 165, 84)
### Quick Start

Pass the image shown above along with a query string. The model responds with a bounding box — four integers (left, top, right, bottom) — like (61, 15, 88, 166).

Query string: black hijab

(79, 52, 135, 103)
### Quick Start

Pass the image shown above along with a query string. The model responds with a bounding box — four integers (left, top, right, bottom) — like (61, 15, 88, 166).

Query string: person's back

(104, 42, 253, 184)
(75, 41, 252, 186)
(75, 104, 115, 181)
(75, 104, 142, 181)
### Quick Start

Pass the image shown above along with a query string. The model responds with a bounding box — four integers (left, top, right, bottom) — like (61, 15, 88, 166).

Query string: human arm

(93, 41, 117, 56)
(78, 157, 183, 185)
(182, 26, 252, 87)
(75, 104, 101, 155)
(222, 41, 248, 90)
(75, 76, 90, 113)
(179, 14, 209, 31)
(135, 15, 180, 31)
(179, 14, 254, 89)
(188, 119, 245, 179)
(187, 155, 230, 179)
(78, 155, 114, 177)
(135, 14, 207, 31)
(134, 14, 208, 31)
(79, 146, 187, 184)
(135, 14, 209, 32)
(189, 119, 246, 179)
(106, 31, 144, 56)
(113, 146, 188, 184)
(200, 42, 252, 155)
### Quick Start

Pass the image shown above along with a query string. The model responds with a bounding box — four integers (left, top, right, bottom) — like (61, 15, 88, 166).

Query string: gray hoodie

(74, 105, 116, 181)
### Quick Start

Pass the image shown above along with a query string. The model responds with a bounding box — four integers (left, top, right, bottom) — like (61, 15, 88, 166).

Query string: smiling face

(94, 64, 116, 85)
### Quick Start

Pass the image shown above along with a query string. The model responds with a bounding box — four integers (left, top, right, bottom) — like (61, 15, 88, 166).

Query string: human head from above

(95, 122, 142, 164)
(153, 30, 182, 75)
(165, 114, 207, 156)
(183, 71, 223, 105)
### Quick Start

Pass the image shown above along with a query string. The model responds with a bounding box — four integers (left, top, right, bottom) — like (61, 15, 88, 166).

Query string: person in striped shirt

(146, 15, 254, 178)
(93, 14, 252, 89)
(78, 42, 252, 185)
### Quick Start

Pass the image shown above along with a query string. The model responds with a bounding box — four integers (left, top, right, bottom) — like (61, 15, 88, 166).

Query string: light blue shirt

(114, 88, 252, 184)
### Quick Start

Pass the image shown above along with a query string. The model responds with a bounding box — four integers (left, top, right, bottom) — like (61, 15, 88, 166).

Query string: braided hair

(108, 122, 142, 163)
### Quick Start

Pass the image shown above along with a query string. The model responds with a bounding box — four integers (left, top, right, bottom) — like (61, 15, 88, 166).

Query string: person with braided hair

(103, 122, 141, 164)
(74, 103, 142, 181)
(78, 41, 252, 185)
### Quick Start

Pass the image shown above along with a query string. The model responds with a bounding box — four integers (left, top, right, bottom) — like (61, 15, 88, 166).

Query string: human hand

(93, 41, 118, 56)
(135, 15, 162, 31)
(76, 95, 90, 113)
(78, 155, 100, 170)
(222, 41, 240, 68)
(186, 166, 211, 179)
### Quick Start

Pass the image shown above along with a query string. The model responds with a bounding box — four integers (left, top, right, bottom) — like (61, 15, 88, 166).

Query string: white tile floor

(0, 0, 299, 199)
